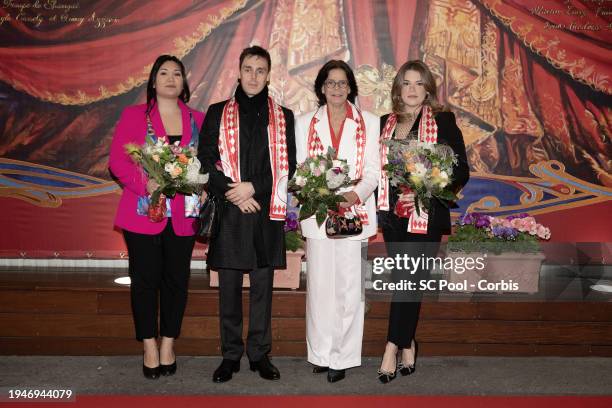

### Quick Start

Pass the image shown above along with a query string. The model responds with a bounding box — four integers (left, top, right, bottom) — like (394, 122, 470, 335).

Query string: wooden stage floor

(0, 267, 611, 357)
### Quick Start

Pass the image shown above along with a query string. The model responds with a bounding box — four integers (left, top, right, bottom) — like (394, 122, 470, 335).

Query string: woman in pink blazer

(109, 55, 204, 380)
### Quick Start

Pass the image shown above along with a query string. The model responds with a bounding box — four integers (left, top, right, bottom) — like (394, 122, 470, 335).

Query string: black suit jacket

(198, 93, 296, 270)
(379, 111, 470, 234)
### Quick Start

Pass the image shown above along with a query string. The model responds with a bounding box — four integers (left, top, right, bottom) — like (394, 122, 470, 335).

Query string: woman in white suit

(295, 60, 380, 383)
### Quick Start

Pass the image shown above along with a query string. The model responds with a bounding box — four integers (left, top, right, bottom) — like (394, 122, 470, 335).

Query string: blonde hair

(391, 60, 443, 121)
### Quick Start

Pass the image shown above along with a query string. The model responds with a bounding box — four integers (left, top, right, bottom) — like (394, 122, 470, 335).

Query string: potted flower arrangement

(275, 208, 305, 289)
(445, 212, 551, 293)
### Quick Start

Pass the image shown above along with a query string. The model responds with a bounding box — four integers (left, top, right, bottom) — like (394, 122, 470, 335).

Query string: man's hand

(225, 182, 255, 205)
(146, 179, 160, 195)
(339, 191, 360, 208)
(237, 197, 261, 214)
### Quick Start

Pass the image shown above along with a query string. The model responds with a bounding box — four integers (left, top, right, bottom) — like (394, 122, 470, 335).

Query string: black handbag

(197, 194, 223, 239)
(325, 211, 363, 238)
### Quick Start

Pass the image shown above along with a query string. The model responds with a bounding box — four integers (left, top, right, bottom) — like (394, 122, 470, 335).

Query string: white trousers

(306, 238, 365, 370)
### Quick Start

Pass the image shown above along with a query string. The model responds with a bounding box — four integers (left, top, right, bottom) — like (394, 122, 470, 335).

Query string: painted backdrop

(0, 0, 611, 258)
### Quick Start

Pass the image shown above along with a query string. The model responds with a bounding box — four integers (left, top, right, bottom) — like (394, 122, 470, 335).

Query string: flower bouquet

(125, 137, 208, 222)
(383, 138, 458, 216)
(448, 212, 551, 254)
(288, 147, 354, 226)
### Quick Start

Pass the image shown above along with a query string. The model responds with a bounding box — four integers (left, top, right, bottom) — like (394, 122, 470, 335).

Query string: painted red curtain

(0, 0, 251, 105)
(475, 0, 611, 182)
(479, 0, 611, 93)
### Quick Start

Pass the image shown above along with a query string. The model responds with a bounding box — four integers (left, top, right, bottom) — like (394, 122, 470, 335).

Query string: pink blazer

(109, 101, 205, 236)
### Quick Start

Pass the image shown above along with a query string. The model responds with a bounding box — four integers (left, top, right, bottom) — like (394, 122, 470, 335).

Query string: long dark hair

(314, 60, 358, 106)
(146, 55, 190, 113)
(391, 60, 443, 121)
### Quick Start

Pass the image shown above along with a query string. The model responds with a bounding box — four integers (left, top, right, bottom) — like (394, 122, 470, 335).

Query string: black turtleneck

(232, 85, 272, 204)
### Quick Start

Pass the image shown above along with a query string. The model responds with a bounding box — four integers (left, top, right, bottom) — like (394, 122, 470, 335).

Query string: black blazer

(197, 92, 296, 270)
(380, 111, 470, 234)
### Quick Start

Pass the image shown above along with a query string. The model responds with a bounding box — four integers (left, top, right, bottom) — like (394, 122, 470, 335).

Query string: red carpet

(7, 396, 612, 408)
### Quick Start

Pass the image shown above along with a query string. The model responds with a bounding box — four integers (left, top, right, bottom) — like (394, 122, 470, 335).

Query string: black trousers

(382, 216, 442, 349)
(216, 267, 274, 362)
(123, 222, 196, 340)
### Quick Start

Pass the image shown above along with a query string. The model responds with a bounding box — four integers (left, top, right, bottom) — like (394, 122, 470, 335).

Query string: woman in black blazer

(376, 60, 470, 383)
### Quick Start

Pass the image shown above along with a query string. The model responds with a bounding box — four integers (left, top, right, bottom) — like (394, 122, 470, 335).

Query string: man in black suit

(198, 46, 296, 383)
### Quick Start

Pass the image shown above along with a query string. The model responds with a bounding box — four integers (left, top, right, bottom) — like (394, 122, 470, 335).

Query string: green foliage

(285, 230, 304, 252)
(447, 224, 541, 254)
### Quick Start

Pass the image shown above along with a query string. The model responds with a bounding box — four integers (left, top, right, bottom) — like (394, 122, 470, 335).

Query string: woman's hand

(146, 179, 160, 195)
(225, 182, 255, 205)
(237, 197, 261, 214)
(339, 191, 360, 208)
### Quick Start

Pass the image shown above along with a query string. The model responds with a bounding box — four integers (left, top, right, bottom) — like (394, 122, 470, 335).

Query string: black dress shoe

(327, 368, 345, 383)
(213, 359, 240, 383)
(249, 355, 280, 380)
(159, 361, 177, 376)
(312, 364, 329, 374)
(398, 340, 418, 376)
(143, 364, 160, 380)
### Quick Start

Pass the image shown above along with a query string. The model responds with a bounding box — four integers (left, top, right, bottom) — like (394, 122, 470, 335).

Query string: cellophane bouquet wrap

(383, 138, 458, 216)
(288, 147, 354, 226)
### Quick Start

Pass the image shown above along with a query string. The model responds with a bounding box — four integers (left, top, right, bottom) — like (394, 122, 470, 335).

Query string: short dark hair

(146, 55, 190, 113)
(239, 45, 271, 71)
(314, 60, 358, 106)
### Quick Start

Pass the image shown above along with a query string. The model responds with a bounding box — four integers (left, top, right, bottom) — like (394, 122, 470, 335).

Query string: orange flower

(177, 154, 189, 164)
(431, 167, 440, 177)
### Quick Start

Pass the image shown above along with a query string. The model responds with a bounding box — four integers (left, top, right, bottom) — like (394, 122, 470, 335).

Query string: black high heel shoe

(142, 354, 160, 380)
(377, 345, 398, 384)
(398, 340, 418, 376)
(377, 367, 397, 384)
(159, 360, 177, 376)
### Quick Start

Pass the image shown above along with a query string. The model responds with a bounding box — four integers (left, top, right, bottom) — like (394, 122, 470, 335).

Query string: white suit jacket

(295, 104, 380, 240)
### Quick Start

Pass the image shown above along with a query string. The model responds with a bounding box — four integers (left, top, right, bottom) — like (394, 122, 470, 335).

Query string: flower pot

(445, 251, 544, 293)
(209, 249, 304, 289)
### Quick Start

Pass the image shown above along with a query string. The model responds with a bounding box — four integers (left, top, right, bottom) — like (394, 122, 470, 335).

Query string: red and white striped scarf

(307, 102, 369, 225)
(218, 97, 289, 221)
(378, 105, 438, 234)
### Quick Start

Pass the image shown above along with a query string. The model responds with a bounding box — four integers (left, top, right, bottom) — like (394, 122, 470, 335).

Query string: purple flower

(284, 212, 299, 232)
(474, 216, 491, 228)
(458, 212, 474, 225)
(492, 226, 518, 240)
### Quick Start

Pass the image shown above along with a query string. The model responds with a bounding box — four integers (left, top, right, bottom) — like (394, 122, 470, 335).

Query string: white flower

(294, 175, 307, 187)
(438, 171, 449, 188)
(325, 168, 346, 189)
(414, 162, 427, 177)
(332, 160, 344, 168)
